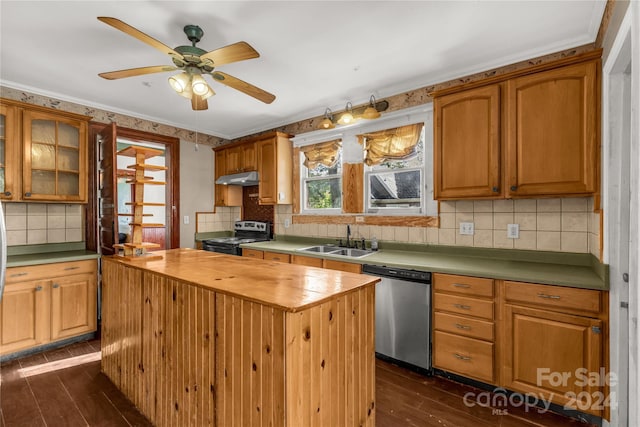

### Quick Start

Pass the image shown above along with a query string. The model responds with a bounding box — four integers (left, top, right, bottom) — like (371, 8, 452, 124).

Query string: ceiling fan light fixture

(191, 74, 209, 96)
(362, 95, 381, 119)
(168, 72, 191, 93)
(338, 102, 354, 125)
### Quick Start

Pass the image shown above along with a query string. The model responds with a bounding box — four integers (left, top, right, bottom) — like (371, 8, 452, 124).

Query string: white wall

(179, 140, 215, 248)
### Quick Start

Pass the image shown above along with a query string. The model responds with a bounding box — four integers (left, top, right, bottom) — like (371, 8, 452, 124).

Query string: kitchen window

(300, 139, 342, 213)
(362, 123, 425, 214)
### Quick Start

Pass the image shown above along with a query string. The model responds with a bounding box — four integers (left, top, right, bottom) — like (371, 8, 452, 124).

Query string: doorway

(87, 123, 180, 255)
(602, 5, 638, 425)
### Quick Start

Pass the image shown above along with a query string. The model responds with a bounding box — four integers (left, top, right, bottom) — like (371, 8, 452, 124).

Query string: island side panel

(285, 284, 376, 427)
(215, 294, 286, 427)
(101, 259, 217, 427)
(101, 259, 144, 403)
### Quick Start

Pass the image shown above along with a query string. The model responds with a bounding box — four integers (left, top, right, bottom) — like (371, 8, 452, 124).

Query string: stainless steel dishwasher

(362, 264, 432, 372)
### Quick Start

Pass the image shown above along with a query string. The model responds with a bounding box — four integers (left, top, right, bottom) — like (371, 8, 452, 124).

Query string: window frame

(299, 148, 343, 215)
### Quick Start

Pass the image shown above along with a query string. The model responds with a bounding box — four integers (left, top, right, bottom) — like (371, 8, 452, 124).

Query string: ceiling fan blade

(199, 41, 259, 67)
(211, 72, 275, 104)
(191, 94, 209, 111)
(99, 65, 178, 80)
(98, 17, 183, 59)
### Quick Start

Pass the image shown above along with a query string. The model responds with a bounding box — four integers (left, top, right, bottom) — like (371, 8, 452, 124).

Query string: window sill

(292, 214, 439, 227)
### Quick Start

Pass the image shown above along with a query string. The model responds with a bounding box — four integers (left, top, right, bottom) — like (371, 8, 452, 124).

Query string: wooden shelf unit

(115, 146, 167, 260)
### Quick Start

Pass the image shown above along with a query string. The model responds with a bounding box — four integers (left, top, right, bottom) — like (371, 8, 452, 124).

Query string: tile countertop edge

(7, 250, 100, 267)
(240, 241, 609, 291)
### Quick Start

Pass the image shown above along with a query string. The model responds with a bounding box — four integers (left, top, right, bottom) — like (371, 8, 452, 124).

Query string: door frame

(87, 124, 180, 252)
(602, 3, 639, 425)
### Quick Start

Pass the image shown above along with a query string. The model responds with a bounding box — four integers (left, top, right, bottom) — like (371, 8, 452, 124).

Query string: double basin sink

(297, 245, 374, 258)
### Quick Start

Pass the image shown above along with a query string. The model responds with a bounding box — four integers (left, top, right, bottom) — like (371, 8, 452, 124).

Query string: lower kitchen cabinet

(0, 259, 98, 356)
(432, 273, 496, 383)
(244, 249, 362, 272)
(502, 280, 606, 417)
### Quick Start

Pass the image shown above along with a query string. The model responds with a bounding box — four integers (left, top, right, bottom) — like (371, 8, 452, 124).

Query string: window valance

(300, 139, 342, 169)
(358, 123, 423, 166)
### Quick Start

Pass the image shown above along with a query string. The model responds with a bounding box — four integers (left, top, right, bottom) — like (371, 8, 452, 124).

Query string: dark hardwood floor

(1, 339, 594, 426)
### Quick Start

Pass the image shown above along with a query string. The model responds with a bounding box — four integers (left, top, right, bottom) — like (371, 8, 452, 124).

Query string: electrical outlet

(507, 223, 520, 239)
(459, 222, 474, 235)
(356, 216, 365, 223)
(284, 218, 291, 228)
(183, 215, 189, 225)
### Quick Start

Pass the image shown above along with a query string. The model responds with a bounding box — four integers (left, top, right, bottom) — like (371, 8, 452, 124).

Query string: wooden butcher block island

(101, 248, 379, 427)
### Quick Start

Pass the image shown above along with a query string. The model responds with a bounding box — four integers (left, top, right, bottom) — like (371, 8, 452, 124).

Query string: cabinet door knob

(35, 286, 43, 291)
(492, 187, 499, 193)
(53, 283, 60, 289)
(25, 192, 32, 197)
(3, 191, 11, 196)
(510, 185, 517, 191)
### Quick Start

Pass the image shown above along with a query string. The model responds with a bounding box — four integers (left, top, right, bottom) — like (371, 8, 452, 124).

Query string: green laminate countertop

(240, 239, 608, 291)
(7, 242, 99, 267)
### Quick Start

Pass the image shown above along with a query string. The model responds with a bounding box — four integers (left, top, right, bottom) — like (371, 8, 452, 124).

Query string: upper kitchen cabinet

(433, 52, 600, 200)
(506, 61, 598, 197)
(225, 141, 257, 174)
(214, 149, 242, 207)
(434, 85, 501, 199)
(257, 131, 293, 205)
(0, 98, 91, 203)
(0, 103, 20, 200)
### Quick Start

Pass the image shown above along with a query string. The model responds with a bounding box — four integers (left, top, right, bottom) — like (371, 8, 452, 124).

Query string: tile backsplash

(273, 198, 600, 257)
(196, 207, 241, 233)
(4, 203, 84, 246)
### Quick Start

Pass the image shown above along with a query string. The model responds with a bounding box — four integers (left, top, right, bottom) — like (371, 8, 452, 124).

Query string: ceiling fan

(97, 17, 275, 111)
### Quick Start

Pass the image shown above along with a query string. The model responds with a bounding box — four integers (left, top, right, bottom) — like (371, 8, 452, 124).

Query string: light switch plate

(459, 222, 474, 235)
(284, 218, 291, 228)
(507, 223, 520, 239)
(183, 215, 189, 225)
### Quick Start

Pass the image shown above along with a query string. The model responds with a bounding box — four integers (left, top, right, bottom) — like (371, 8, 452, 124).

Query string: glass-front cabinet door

(0, 104, 18, 200)
(22, 110, 87, 202)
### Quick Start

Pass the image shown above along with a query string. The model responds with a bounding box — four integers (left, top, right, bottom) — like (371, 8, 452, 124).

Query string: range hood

(215, 171, 260, 186)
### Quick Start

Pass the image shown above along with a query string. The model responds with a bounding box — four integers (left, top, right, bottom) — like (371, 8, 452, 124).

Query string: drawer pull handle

(537, 293, 561, 300)
(10, 272, 28, 277)
(454, 353, 472, 361)
(64, 266, 80, 271)
(452, 283, 471, 289)
(453, 304, 472, 310)
(455, 323, 471, 330)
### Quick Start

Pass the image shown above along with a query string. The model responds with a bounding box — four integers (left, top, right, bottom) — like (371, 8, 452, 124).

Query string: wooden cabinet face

(0, 280, 50, 355)
(225, 145, 242, 173)
(434, 84, 502, 199)
(503, 304, 603, 415)
(241, 143, 257, 171)
(22, 110, 88, 202)
(257, 137, 277, 204)
(51, 273, 97, 340)
(291, 254, 323, 268)
(0, 104, 19, 200)
(214, 149, 242, 207)
(506, 61, 597, 196)
(0, 261, 97, 356)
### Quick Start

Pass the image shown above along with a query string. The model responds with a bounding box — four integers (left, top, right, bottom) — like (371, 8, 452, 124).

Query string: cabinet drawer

(263, 251, 290, 263)
(504, 281, 602, 315)
(242, 248, 264, 259)
(433, 293, 494, 320)
(433, 331, 494, 383)
(434, 311, 494, 341)
(323, 259, 362, 274)
(6, 260, 97, 285)
(433, 273, 494, 297)
(291, 255, 324, 268)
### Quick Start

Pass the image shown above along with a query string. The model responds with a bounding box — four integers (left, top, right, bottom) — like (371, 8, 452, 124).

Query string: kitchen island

(101, 248, 378, 427)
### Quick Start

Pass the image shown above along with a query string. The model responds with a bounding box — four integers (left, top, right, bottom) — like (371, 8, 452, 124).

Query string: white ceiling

(0, 1, 606, 140)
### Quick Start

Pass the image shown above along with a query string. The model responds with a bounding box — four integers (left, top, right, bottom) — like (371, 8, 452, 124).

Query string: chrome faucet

(346, 225, 351, 248)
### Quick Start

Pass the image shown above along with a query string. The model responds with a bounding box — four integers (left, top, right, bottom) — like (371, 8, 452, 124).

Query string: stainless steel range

(202, 220, 271, 255)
